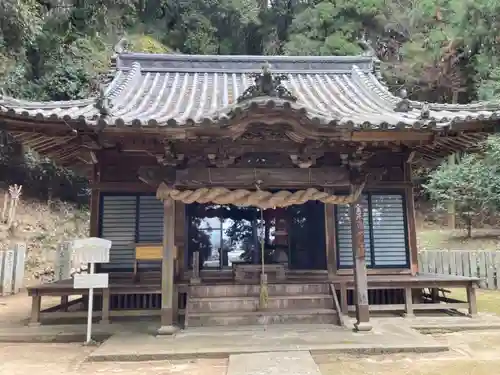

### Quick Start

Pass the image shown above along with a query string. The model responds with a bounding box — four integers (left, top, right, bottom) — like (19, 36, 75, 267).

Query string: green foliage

(284, 0, 379, 56)
(3, 0, 500, 205)
(127, 34, 171, 53)
(2, 0, 500, 102)
(424, 136, 500, 234)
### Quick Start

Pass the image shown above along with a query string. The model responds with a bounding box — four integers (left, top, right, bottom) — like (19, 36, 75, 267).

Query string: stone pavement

(227, 351, 321, 375)
(88, 321, 448, 361)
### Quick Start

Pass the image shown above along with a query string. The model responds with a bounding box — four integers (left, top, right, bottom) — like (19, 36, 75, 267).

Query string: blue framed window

(335, 192, 410, 269)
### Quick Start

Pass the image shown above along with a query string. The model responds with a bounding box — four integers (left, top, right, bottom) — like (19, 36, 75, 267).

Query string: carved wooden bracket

(341, 150, 379, 185)
(157, 142, 184, 167)
(341, 149, 374, 169)
(289, 144, 324, 168)
(207, 153, 237, 168)
(138, 166, 176, 187)
(207, 145, 243, 167)
(289, 153, 320, 168)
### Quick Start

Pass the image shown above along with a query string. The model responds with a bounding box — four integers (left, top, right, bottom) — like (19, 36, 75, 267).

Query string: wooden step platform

(186, 282, 338, 327)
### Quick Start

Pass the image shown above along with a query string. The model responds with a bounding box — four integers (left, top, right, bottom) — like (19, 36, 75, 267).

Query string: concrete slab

(88, 323, 449, 362)
(0, 321, 159, 343)
(227, 351, 321, 375)
(2, 314, 498, 346)
(406, 313, 500, 332)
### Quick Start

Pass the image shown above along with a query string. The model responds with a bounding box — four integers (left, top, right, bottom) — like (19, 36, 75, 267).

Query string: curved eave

(1, 59, 500, 133)
(2, 96, 496, 134)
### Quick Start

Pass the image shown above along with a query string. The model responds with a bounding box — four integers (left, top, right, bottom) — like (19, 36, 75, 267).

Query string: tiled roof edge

(115, 53, 376, 73)
(118, 53, 375, 63)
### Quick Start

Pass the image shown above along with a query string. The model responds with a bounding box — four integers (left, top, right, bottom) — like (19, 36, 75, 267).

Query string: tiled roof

(1, 53, 500, 130)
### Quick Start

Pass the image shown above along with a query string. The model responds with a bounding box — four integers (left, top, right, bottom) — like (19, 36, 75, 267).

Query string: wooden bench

(332, 273, 479, 318)
(232, 263, 287, 282)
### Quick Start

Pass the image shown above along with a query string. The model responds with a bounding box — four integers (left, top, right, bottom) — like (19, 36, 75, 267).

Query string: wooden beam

(177, 167, 350, 188)
(139, 167, 351, 188)
(89, 182, 155, 192)
(137, 166, 404, 188)
(89, 151, 98, 164)
(351, 131, 433, 142)
(138, 166, 176, 186)
(406, 151, 416, 164)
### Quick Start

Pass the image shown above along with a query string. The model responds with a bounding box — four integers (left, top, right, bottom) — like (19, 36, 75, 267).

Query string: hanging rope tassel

(259, 207, 268, 310)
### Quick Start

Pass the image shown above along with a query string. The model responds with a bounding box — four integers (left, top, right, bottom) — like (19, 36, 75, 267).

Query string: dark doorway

(287, 201, 327, 270)
(185, 201, 326, 271)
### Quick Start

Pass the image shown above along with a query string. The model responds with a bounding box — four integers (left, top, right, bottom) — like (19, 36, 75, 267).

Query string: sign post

(72, 237, 111, 345)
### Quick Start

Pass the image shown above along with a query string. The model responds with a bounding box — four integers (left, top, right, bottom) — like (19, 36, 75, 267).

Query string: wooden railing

(419, 250, 499, 289)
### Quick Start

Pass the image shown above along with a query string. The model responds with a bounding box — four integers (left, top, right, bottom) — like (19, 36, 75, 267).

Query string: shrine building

(1, 50, 493, 332)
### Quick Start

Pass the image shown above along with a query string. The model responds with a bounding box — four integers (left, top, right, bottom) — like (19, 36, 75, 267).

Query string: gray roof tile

(1, 53, 500, 130)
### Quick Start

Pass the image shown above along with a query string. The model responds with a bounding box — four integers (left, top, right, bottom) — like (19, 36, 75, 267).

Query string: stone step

(188, 294, 334, 312)
(189, 283, 330, 298)
(187, 309, 339, 327)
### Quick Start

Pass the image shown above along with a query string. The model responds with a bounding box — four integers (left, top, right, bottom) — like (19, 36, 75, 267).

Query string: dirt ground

(3, 294, 500, 375)
(2, 331, 500, 375)
(316, 328, 500, 375)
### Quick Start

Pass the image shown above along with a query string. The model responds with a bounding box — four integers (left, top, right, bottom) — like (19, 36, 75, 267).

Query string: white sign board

(71, 237, 112, 345)
(73, 273, 109, 289)
(72, 237, 111, 264)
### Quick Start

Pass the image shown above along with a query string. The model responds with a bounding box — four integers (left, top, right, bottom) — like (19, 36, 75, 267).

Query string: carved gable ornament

(237, 62, 297, 103)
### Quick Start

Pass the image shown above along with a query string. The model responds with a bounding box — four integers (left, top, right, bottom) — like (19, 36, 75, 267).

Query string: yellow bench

(134, 243, 177, 280)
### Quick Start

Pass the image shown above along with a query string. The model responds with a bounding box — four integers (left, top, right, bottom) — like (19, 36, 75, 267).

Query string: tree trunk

(466, 215, 472, 238)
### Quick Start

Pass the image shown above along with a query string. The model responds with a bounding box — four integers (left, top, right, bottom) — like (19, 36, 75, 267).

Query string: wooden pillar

(273, 208, 289, 266)
(350, 202, 371, 331)
(324, 188, 336, 279)
(101, 288, 110, 324)
(404, 287, 414, 317)
(274, 208, 288, 247)
(404, 163, 419, 275)
(190, 251, 201, 284)
(157, 197, 178, 335)
(467, 283, 478, 318)
(29, 294, 41, 327)
(89, 162, 100, 237)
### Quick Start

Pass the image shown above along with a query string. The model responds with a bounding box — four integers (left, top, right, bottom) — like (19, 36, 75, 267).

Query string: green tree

(284, 0, 386, 56)
(424, 136, 500, 237)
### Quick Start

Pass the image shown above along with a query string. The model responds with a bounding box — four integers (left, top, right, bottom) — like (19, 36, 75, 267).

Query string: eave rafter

(1, 110, 497, 168)
(408, 131, 490, 164)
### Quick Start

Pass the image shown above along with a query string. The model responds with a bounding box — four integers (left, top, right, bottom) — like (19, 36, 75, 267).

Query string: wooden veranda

(27, 271, 479, 327)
